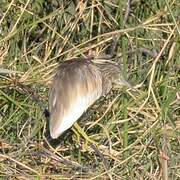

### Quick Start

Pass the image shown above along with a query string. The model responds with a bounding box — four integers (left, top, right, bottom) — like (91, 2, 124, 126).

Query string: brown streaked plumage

(49, 57, 131, 139)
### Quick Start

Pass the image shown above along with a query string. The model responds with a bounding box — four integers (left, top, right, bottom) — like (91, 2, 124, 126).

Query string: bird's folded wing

(49, 62, 103, 138)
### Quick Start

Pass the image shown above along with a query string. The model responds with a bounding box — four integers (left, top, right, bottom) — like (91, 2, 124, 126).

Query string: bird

(48, 57, 131, 139)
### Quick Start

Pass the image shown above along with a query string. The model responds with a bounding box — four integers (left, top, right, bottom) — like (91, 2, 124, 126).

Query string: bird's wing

(49, 61, 103, 139)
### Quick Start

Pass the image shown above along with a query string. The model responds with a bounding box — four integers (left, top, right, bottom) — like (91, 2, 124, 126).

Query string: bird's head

(94, 59, 132, 90)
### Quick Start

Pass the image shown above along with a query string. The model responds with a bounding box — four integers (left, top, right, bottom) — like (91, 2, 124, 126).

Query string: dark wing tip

(44, 108, 50, 118)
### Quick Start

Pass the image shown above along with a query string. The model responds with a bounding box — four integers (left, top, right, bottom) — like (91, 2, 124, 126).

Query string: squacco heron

(48, 57, 131, 139)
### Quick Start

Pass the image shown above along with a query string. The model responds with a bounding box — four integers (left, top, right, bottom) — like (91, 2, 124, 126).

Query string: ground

(0, 0, 179, 179)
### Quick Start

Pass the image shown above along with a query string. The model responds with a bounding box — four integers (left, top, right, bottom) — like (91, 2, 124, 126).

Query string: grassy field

(0, 0, 179, 179)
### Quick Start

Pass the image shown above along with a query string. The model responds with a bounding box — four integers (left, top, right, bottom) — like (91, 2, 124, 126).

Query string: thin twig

(15, 82, 49, 118)
(0, 153, 40, 175)
(124, 0, 132, 24)
(41, 147, 89, 172)
(90, 144, 112, 180)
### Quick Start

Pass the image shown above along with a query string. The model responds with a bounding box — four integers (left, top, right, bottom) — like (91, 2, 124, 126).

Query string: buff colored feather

(49, 58, 130, 139)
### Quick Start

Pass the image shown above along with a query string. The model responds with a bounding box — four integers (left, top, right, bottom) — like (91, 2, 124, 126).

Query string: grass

(0, 0, 179, 179)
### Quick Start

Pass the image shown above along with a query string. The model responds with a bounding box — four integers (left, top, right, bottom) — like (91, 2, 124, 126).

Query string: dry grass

(0, 0, 179, 179)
